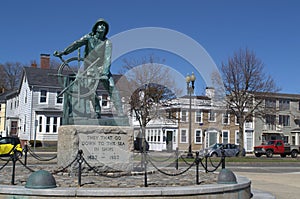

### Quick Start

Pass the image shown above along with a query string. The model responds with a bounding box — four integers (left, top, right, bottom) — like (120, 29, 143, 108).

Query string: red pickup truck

(254, 140, 300, 158)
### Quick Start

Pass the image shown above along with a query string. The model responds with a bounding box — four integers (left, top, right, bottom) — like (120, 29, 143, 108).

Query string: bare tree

(0, 62, 23, 91)
(50, 59, 61, 69)
(121, 55, 182, 154)
(0, 66, 6, 92)
(220, 48, 279, 155)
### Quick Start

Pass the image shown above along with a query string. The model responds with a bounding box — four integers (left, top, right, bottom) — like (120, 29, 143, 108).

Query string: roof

(22, 67, 127, 91)
(180, 95, 211, 100)
(23, 67, 61, 88)
(0, 90, 18, 101)
(0, 93, 6, 103)
(254, 91, 300, 100)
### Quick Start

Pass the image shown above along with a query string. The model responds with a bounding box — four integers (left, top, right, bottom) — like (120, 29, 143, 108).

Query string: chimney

(40, 54, 50, 69)
(31, 60, 37, 68)
(205, 87, 215, 99)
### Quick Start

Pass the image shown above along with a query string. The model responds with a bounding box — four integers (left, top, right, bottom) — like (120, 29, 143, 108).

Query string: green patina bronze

(54, 19, 126, 125)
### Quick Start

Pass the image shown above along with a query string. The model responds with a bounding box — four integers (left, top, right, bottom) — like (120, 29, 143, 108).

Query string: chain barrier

(179, 155, 194, 166)
(0, 157, 11, 161)
(0, 157, 12, 171)
(17, 159, 35, 172)
(208, 156, 220, 168)
(200, 156, 223, 173)
(1, 148, 226, 187)
(51, 154, 79, 175)
(82, 157, 131, 178)
(27, 145, 57, 161)
(146, 153, 195, 176)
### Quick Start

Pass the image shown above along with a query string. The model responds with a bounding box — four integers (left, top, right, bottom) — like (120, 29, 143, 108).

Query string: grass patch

(29, 146, 57, 152)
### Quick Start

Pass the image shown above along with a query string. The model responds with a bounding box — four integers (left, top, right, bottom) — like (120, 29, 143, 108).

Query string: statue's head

(92, 18, 109, 37)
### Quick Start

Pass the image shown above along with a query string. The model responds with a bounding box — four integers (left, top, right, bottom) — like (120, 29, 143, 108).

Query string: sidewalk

(236, 171, 300, 199)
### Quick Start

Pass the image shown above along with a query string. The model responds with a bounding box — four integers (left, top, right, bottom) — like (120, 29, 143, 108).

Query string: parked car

(254, 139, 299, 158)
(201, 143, 246, 157)
(0, 136, 23, 157)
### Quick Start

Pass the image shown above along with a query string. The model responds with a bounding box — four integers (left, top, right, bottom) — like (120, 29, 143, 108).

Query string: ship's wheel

(57, 56, 105, 98)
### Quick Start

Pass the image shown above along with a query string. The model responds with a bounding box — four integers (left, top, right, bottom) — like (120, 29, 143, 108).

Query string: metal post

(205, 155, 208, 173)
(11, 150, 17, 185)
(175, 147, 179, 170)
(187, 88, 193, 158)
(24, 144, 28, 166)
(186, 72, 195, 159)
(78, 150, 83, 187)
(196, 151, 200, 185)
(144, 146, 148, 187)
(221, 147, 226, 169)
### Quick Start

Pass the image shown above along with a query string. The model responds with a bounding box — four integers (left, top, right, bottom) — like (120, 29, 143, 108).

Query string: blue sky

(1, 0, 300, 95)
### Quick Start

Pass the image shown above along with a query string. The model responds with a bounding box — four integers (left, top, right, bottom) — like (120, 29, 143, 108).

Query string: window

(0, 104, 1, 111)
(235, 115, 240, 125)
(147, 130, 150, 141)
(158, 130, 161, 142)
(40, 90, 47, 103)
(195, 129, 202, 144)
(279, 99, 290, 111)
(279, 115, 290, 126)
(292, 136, 296, 145)
(56, 91, 63, 104)
(222, 112, 230, 124)
(53, 117, 58, 133)
(235, 131, 240, 145)
(208, 110, 216, 122)
(195, 110, 203, 123)
(284, 136, 289, 144)
(102, 94, 109, 107)
(25, 90, 27, 103)
(265, 98, 276, 109)
(181, 110, 187, 122)
(265, 114, 276, 130)
(265, 114, 276, 125)
(23, 115, 26, 131)
(46, 117, 51, 133)
(222, 131, 229, 144)
(150, 130, 153, 141)
(180, 129, 187, 143)
(38, 115, 60, 133)
(38, 116, 43, 132)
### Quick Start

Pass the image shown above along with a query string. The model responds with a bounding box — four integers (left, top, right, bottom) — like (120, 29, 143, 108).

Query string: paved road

(228, 164, 300, 199)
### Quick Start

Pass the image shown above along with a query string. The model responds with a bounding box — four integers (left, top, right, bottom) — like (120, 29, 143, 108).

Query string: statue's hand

(53, 51, 63, 57)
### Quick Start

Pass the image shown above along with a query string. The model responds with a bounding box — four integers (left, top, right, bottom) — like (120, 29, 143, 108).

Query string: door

(275, 141, 284, 153)
(10, 121, 18, 136)
(206, 131, 218, 148)
(245, 131, 253, 152)
(166, 131, 173, 151)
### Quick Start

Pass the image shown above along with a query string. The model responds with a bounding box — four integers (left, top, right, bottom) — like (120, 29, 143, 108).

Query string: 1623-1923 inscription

(79, 133, 130, 165)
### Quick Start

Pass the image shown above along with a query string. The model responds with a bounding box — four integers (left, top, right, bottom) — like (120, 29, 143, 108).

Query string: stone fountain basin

(0, 176, 251, 199)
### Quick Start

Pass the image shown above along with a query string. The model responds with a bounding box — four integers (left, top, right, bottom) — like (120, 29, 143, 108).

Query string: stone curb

(0, 176, 251, 198)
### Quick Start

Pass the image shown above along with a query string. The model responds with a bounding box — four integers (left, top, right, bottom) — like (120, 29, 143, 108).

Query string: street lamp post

(186, 72, 196, 158)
